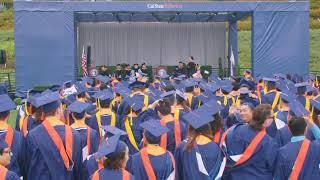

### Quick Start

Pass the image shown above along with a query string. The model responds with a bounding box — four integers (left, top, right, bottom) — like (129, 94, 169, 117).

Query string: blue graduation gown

(90, 168, 135, 180)
(120, 116, 143, 155)
(87, 111, 120, 133)
(128, 151, 174, 180)
(84, 155, 99, 178)
(225, 113, 244, 130)
(117, 94, 148, 117)
(296, 95, 307, 108)
(2, 169, 20, 180)
(162, 121, 188, 154)
(174, 141, 225, 180)
(274, 140, 320, 180)
(261, 91, 277, 105)
(222, 124, 277, 180)
(266, 111, 288, 138)
(15, 116, 41, 133)
(25, 124, 83, 180)
(0, 129, 24, 177)
(275, 126, 292, 147)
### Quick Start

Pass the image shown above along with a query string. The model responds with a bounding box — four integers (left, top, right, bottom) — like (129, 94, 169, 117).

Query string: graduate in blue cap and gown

(266, 92, 292, 138)
(295, 82, 311, 111)
(261, 78, 280, 111)
(235, 88, 259, 107)
(117, 81, 150, 117)
(0, 94, 24, 177)
(25, 91, 83, 179)
(67, 101, 100, 179)
(183, 80, 201, 110)
(88, 90, 119, 138)
(174, 104, 226, 180)
(120, 96, 145, 155)
(127, 119, 175, 180)
(86, 126, 127, 175)
(274, 116, 320, 180)
(221, 104, 277, 180)
(0, 140, 20, 180)
(305, 96, 320, 140)
(15, 89, 43, 135)
(273, 100, 320, 147)
(90, 134, 135, 180)
(147, 98, 188, 154)
(163, 90, 191, 123)
(226, 102, 254, 129)
(85, 126, 127, 177)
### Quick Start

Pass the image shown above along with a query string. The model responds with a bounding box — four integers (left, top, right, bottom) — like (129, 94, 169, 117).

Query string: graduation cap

(114, 86, 130, 98)
(175, 90, 187, 101)
(199, 99, 223, 115)
(0, 94, 16, 113)
(239, 78, 255, 90)
(101, 125, 127, 137)
(63, 81, 73, 89)
(198, 91, 216, 104)
(67, 101, 90, 114)
(198, 82, 210, 91)
(309, 74, 316, 81)
(239, 88, 251, 95)
(273, 73, 287, 80)
(183, 80, 198, 89)
(127, 97, 145, 112)
(294, 82, 309, 88)
(160, 90, 175, 98)
(241, 102, 255, 109)
(289, 100, 309, 117)
(206, 82, 220, 93)
(26, 89, 44, 103)
(220, 85, 233, 93)
(95, 134, 127, 159)
(95, 75, 111, 84)
(49, 85, 62, 92)
(129, 80, 147, 89)
(263, 77, 278, 85)
(93, 90, 114, 101)
(243, 69, 251, 74)
(33, 91, 61, 113)
(183, 110, 214, 130)
(140, 119, 169, 143)
(208, 74, 219, 82)
(75, 83, 87, 95)
(0, 140, 8, 150)
(81, 77, 94, 85)
(280, 91, 294, 103)
(306, 86, 317, 94)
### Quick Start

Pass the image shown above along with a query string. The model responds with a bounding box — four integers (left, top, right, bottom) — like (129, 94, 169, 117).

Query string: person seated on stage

(141, 63, 148, 74)
(24, 91, 83, 179)
(0, 140, 20, 180)
(125, 64, 132, 77)
(99, 65, 110, 77)
(0, 94, 24, 177)
(174, 61, 188, 76)
(127, 119, 175, 180)
(222, 104, 277, 180)
(114, 64, 123, 80)
(175, 105, 226, 180)
(186, 56, 196, 77)
(274, 116, 320, 180)
(90, 134, 134, 180)
(132, 63, 140, 74)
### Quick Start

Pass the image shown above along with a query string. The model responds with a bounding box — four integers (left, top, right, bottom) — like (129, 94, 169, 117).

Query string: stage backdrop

(78, 22, 226, 68)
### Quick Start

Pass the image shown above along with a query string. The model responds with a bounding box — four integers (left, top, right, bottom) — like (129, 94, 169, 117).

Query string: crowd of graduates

(1, 69, 320, 180)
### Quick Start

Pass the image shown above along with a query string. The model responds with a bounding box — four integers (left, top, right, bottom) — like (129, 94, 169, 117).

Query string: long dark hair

(250, 104, 272, 131)
(103, 151, 126, 169)
(184, 114, 222, 151)
(176, 96, 191, 113)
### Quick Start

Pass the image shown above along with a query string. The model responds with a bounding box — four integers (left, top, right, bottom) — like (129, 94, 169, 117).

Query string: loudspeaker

(0, 50, 6, 65)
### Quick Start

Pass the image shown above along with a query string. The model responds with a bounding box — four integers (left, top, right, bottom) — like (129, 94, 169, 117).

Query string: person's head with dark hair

(164, 85, 175, 92)
(157, 99, 172, 117)
(140, 119, 169, 145)
(240, 102, 254, 123)
(0, 140, 11, 167)
(295, 82, 308, 96)
(96, 135, 129, 170)
(184, 111, 220, 151)
(189, 56, 194, 61)
(288, 117, 307, 136)
(0, 94, 16, 122)
(141, 63, 147, 70)
(67, 101, 89, 121)
(250, 104, 273, 131)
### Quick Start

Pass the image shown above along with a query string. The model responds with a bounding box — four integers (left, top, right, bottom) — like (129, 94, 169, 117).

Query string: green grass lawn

(8, 110, 17, 128)
(238, 29, 320, 71)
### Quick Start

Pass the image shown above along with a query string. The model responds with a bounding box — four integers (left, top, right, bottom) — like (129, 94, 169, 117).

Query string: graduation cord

(124, 117, 139, 151)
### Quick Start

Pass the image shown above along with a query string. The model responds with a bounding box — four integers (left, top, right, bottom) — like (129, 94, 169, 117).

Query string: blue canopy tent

(14, 1, 309, 91)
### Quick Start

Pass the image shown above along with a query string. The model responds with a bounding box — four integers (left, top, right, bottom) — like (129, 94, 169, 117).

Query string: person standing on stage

(187, 56, 196, 78)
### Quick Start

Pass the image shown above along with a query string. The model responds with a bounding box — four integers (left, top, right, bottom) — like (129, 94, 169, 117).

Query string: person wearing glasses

(0, 140, 19, 180)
